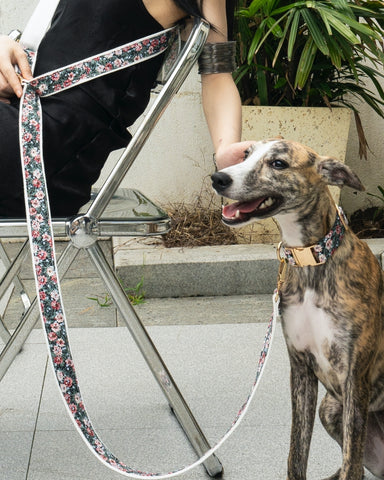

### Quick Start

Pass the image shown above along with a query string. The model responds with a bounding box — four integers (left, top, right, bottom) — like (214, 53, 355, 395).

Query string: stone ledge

(113, 237, 384, 298)
(113, 238, 278, 297)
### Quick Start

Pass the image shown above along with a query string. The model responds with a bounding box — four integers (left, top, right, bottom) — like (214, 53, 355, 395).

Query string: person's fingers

(14, 47, 33, 80)
(0, 62, 23, 97)
(215, 141, 257, 169)
(0, 40, 31, 98)
(230, 140, 256, 158)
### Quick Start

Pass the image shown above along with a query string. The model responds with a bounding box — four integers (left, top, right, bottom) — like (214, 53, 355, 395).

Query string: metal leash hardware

(276, 242, 288, 295)
(19, 30, 277, 478)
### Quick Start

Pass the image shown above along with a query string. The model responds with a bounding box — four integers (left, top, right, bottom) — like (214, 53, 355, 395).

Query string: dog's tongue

(222, 198, 265, 218)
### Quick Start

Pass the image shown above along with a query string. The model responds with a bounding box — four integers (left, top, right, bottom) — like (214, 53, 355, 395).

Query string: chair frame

(0, 18, 224, 478)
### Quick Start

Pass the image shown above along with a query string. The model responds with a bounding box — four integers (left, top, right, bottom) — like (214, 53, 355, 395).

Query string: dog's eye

(270, 159, 289, 170)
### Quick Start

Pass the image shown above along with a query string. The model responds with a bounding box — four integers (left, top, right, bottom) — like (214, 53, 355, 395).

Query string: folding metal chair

(0, 18, 224, 477)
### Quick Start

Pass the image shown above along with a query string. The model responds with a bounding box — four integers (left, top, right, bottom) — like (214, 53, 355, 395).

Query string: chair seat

(0, 188, 171, 238)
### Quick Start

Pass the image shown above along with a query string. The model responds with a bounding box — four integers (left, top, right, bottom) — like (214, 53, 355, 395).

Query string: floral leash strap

(18, 27, 277, 478)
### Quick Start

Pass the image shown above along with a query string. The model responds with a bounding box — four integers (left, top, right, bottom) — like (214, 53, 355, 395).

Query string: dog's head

(211, 139, 364, 227)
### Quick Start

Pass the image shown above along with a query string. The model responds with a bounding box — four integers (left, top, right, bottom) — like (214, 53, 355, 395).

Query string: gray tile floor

(1, 314, 377, 480)
(0, 241, 379, 479)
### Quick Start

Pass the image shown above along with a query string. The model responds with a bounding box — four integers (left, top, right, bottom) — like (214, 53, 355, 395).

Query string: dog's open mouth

(222, 196, 282, 225)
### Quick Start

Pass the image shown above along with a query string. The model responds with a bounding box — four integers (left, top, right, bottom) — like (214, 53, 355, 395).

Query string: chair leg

(0, 240, 31, 343)
(0, 242, 79, 381)
(85, 241, 224, 478)
(0, 241, 31, 311)
(0, 317, 10, 344)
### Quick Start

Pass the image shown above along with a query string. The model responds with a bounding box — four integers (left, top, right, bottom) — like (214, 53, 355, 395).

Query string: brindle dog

(211, 139, 384, 480)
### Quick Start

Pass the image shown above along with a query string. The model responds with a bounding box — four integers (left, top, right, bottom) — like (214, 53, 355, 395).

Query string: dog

(211, 139, 384, 480)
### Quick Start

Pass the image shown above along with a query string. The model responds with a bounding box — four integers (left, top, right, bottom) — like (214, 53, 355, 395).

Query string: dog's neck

(275, 192, 337, 248)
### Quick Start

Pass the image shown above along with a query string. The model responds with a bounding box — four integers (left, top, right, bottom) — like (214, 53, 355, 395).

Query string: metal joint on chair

(67, 215, 99, 248)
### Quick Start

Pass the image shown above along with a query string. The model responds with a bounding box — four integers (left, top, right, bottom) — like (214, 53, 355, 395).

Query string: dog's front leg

(338, 373, 370, 480)
(287, 354, 318, 480)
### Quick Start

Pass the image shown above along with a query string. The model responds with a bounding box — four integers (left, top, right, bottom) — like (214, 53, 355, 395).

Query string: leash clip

(276, 242, 288, 294)
(17, 73, 30, 86)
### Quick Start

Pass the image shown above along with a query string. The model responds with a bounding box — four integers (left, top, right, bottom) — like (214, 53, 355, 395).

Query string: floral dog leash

(18, 28, 277, 478)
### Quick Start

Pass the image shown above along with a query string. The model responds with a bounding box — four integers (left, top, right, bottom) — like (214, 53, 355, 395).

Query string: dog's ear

(317, 158, 365, 191)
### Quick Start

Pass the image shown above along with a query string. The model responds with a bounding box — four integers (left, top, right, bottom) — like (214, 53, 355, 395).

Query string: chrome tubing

(0, 242, 79, 381)
(87, 18, 209, 220)
(86, 241, 223, 477)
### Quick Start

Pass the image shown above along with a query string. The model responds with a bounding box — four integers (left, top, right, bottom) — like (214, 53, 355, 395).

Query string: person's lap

(0, 94, 127, 218)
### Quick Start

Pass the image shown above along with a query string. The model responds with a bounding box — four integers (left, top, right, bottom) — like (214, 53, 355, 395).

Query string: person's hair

(173, 1, 237, 39)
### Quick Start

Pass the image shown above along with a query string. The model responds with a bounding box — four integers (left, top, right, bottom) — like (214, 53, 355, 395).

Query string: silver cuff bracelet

(198, 41, 236, 75)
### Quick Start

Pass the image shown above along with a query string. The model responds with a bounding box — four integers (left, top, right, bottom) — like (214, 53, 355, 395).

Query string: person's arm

(0, 34, 33, 103)
(201, 72, 253, 169)
(199, 0, 254, 170)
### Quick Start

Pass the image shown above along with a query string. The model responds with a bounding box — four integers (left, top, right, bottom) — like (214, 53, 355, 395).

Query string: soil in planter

(349, 207, 384, 239)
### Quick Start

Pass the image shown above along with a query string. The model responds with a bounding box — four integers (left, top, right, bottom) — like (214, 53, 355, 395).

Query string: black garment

(0, 0, 165, 217)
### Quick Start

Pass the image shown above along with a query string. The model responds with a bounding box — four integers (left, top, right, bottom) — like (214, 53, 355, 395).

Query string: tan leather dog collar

(277, 207, 347, 267)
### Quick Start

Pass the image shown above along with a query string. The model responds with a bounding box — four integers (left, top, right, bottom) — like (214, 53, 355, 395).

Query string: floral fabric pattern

(282, 207, 347, 266)
(29, 29, 176, 97)
(19, 26, 276, 478)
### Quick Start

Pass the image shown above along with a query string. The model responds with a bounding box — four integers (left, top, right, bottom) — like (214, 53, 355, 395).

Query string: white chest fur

(283, 289, 336, 373)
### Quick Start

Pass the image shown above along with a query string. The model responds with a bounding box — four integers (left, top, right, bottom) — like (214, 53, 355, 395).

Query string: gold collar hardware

(289, 245, 325, 267)
(277, 206, 347, 268)
(276, 257, 287, 293)
(277, 241, 325, 268)
(276, 243, 288, 293)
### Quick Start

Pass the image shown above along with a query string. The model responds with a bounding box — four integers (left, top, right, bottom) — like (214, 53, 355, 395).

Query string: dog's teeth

(235, 210, 241, 218)
(259, 197, 274, 209)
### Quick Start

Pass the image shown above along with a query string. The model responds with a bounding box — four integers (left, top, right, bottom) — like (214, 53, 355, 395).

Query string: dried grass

(162, 195, 238, 248)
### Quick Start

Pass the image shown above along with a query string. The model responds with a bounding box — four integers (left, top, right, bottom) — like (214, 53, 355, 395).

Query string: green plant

(234, 0, 384, 157)
(368, 184, 384, 203)
(87, 293, 113, 308)
(121, 277, 146, 305)
(367, 185, 384, 219)
(87, 278, 146, 308)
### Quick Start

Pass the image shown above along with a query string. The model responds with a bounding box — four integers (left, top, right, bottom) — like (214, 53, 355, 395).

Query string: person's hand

(214, 141, 256, 170)
(0, 35, 33, 103)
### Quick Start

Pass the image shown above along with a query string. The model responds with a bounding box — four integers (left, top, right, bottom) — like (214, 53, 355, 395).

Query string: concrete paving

(0, 319, 361, 480)
(0, 298, 378, 480)
(1, 239, 383, 479)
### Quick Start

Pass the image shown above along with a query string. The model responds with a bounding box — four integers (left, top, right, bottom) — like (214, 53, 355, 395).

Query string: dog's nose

(211, 172, 233, 193)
